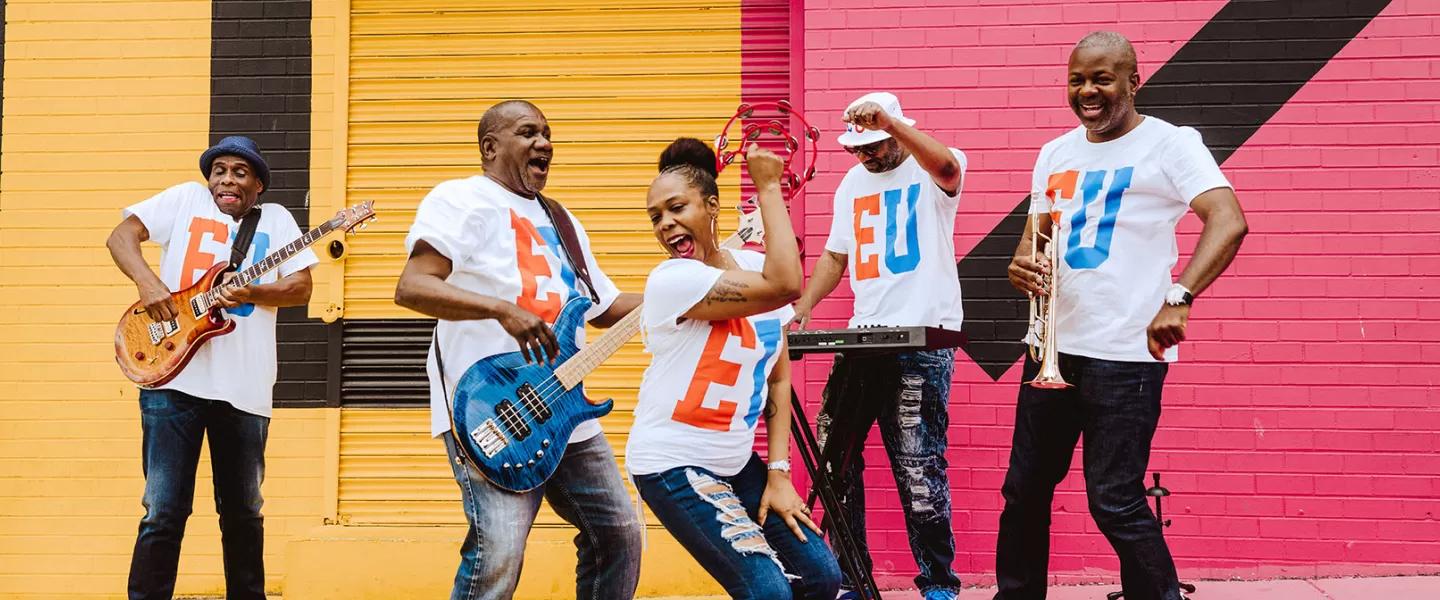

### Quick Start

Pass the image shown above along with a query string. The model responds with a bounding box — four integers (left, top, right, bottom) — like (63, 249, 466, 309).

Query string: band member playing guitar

(393, 100, 643, 600)
(995, 32, 1248, 600)
(106, 136, 318, 600)
(627, 138, 841, 600)
(790, 92, 968, 600)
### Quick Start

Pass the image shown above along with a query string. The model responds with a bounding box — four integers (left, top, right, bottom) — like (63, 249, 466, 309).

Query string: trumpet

(1026, 210, 1072, 389)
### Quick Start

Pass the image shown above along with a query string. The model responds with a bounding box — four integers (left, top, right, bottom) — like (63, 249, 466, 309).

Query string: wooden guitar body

(111, 199, 376, 389)
(114, 262, 236, 388)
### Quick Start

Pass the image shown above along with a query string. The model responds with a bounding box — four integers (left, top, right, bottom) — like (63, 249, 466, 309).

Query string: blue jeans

(128, 389, 269, 600)
(817, 348, 961, 595)
(443, 432, 641, 600)
(633, 454, 842, 600)
(994, 354, 1179, 600)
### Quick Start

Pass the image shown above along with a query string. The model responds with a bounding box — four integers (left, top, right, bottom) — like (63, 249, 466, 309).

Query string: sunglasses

(844, 139, 887, 157)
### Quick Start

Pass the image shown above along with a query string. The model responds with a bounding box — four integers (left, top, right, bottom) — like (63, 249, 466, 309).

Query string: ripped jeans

(633, 454, 842, 600)
(817, 348, 961, 595)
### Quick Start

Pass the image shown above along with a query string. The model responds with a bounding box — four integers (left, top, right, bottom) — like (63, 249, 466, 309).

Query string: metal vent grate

(340, 319, 436, 405)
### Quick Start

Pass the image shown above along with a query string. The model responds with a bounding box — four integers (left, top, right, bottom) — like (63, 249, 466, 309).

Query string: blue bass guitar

(450, 209, 763, 492)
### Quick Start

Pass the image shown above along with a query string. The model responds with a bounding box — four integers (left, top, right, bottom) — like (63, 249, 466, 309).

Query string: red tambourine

(713, 100, 821, 199)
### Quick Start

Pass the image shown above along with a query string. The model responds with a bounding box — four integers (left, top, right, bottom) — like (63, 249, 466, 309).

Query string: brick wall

(798, 0, 1440, 586)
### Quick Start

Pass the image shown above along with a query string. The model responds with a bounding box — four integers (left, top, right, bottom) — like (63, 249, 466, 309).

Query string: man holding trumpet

(995, 32, 1249, 600)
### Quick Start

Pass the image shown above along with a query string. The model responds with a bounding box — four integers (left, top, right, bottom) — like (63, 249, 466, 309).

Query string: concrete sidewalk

(647, 575, 1440, 599)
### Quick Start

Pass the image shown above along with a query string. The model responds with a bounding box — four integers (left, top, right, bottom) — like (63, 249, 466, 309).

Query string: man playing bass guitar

(394, 100, 643, 600)
(106, 136, 318, 600)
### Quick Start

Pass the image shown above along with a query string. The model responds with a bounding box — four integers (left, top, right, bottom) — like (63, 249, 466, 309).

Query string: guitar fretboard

(200, 216, 342, 309)
(552, 232, 749, 390)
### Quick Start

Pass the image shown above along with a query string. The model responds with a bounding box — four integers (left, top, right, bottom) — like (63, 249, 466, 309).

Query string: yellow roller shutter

(336, 0, 765, 527)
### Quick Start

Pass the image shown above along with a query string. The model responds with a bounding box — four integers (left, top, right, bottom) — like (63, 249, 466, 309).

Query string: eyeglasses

(844, 140, 886, 157)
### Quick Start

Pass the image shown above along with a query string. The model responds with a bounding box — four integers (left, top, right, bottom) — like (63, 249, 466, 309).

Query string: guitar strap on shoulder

(537, 194, 600, 303)
(228, 208, 263, 271)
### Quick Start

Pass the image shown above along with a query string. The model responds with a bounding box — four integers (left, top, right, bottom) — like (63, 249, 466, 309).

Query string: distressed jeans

(128, 389, 269, 600)
(633, 454, 842, 600)
(817, 348, 961, 595)
(994, 354, 1179, 600)
(443, 432, 641, 600)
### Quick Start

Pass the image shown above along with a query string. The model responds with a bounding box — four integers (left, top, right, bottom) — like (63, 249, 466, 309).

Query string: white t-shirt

(1028, 116, 1232, 363)
(627, 249, 794, 477)
(405, 175, 621, 439)
(122, 182, 319, 417)
(824, 150, 967, 329)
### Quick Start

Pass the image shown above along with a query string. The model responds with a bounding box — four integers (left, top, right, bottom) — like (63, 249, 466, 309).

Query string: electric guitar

(451, 207, 766, 492)
(114, 201, 376, 388)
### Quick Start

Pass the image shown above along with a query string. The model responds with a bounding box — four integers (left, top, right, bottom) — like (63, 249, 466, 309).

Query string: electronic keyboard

(786, 326, 967, 358)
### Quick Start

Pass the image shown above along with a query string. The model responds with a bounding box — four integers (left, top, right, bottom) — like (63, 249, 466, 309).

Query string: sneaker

(922, 590, 957, 600)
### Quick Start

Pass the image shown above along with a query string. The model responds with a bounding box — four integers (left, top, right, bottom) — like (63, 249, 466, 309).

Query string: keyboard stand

(784, 328, 965, 599)
(791, 387, 882, 599)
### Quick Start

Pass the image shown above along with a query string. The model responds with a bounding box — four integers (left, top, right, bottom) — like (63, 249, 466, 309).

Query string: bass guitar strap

(537, 194, 600, 303)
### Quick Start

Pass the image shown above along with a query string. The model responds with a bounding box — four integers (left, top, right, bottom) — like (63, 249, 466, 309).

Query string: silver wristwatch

(767, 459, 792, 473)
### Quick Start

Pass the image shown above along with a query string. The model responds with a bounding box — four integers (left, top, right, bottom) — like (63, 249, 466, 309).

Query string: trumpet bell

(1027, 370, 1072, 389)
(1026, 331, 1072, 389)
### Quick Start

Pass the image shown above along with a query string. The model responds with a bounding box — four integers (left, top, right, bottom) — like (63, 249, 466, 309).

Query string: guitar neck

(232, 222, 335, 288)
(553, 231, 749, 389)
(200, 219, 337, 309)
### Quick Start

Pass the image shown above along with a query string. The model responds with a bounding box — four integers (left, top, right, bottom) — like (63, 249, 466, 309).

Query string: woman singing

(626, 138, 842, 600)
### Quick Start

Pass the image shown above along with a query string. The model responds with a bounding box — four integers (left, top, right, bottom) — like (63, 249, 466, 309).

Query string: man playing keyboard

(789, 91, 967, 600)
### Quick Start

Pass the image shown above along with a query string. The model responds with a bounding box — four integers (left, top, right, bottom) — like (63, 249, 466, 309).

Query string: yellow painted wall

(2, 0, 753, 597)
(329, 0, 747, 531)
(0, 2, 326, 598)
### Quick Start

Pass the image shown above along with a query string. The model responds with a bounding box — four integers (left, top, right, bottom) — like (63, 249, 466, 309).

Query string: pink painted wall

(788, 0, 1440, 588)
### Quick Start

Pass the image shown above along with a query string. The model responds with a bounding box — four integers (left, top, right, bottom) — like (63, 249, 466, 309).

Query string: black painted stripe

(958, 0, 1395, 380)
(210, 0, 328, 407)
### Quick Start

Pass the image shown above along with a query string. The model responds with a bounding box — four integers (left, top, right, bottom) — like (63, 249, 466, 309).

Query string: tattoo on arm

(704, 278, 750, 305)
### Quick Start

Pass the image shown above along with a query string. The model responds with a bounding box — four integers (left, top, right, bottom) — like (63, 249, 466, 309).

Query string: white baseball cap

(836, 92, 917, 147)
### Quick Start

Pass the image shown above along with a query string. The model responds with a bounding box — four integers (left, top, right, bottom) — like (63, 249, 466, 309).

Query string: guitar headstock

(332, 200, 377, 234)
(730, 195, 804, 258)
(735, 196, 766, 247)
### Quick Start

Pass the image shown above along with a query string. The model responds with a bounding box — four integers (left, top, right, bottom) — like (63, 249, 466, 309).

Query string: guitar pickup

(190, 296, 206, 319)
(147, 319, 180, 345)
(470, 419, 507, 458)
(517, 383, 551, 423)
(496, 399, 531, 441)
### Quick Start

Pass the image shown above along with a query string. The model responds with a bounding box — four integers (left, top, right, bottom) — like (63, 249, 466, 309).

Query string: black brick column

(211, 0, 328, 407)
